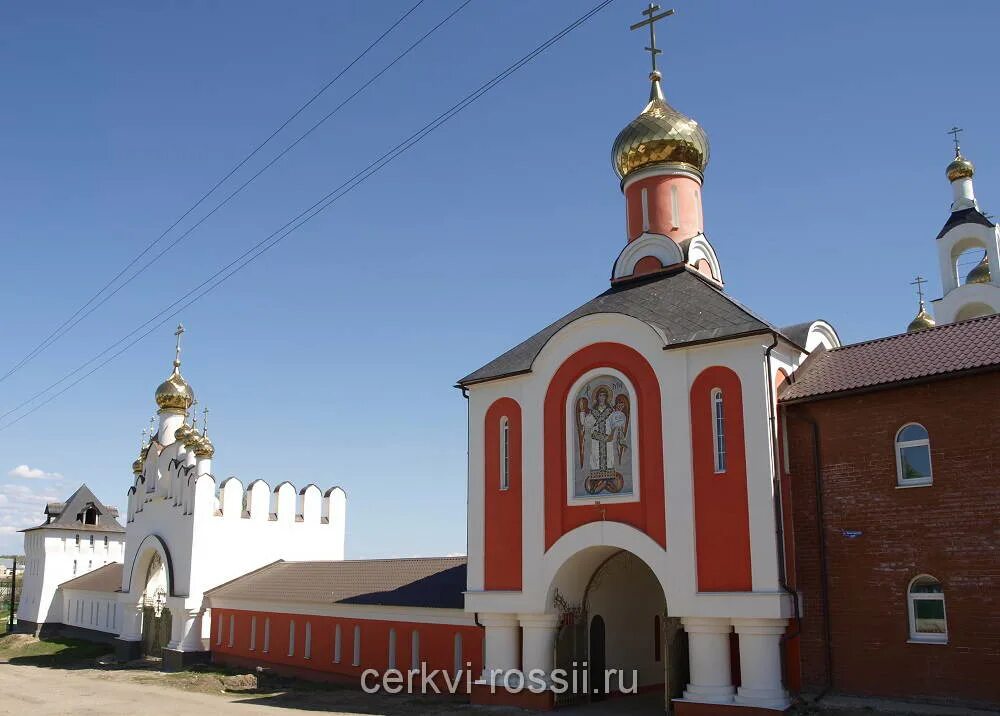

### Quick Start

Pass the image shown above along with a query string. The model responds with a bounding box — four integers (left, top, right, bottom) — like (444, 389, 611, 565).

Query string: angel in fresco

(582, 385, 628, 494)
(575, 397, 590, 468)
(614, 393, 631, 464)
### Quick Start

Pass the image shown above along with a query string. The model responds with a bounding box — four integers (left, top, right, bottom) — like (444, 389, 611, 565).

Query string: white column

(681, 617, 735, 704)
(478, 613, 520, 685)
(178, 608, 207, 651)
(733, 618, 790, 709)
(519, 613, 560, 682)
(167, 604, 184, 650)
(117, 598, 143, 642)
(951, 176, 976, 210)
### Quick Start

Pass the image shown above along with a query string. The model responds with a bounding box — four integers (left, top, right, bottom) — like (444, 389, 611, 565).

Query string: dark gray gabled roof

(459, 267, 790, 386)
(20, 484, 124, 534)
(936, 207, 995, 239)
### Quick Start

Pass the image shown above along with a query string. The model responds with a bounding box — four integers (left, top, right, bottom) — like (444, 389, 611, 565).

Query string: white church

(15, 6, 999, 715)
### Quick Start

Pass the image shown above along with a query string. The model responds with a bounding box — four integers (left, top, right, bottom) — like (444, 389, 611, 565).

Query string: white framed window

(352, 625, 361, 666)
(333, 624, 342, 663)
(72, 559, 77, 575)
(216, 614, 223, 645)
(896, 423, 932, 486)
(670, 185, 680, 230)
(228, 615, 235, 648)
(250, 616, 257, 651)
(500, 417, 510, 491)
(411, 630, 420, 670)
(263, 617, 270, 653)
(711, 388, 726, 473)
(388, 628, 397, 669)
(304, 622, 312, 659)
(908, 575, 947, 643)
(288, 620, 296, 656)
(453, 633, 463, 677)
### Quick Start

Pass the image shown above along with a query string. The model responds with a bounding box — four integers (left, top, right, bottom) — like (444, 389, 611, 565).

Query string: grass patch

(0, 633, 109, 667)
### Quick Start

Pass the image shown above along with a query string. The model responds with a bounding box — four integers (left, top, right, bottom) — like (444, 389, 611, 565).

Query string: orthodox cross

(173, 323, 185, 369)
(910, 275, 928, 304)
(202, 407, 210, 436)
(947, 126, 963, 156)
(630, 4, 675, 75)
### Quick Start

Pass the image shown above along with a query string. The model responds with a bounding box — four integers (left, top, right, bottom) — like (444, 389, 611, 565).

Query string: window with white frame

(250, 616, 257, 651)
(896, 423, 932, 486)
(353, 625, 361, 666)
(288, 620, 296, 656)
(453, 633, 463, 677)
(263, 617, 271, 653)
(228, 615, 235, 648)
(388, 628, 397, 669)
(411, 630, 420, 670)
(304, 622, 312, 659)
(908, 575, 947, 642)
(500, 417, 510, 491)
(333, 624, 342, 663)
(711, 388, 726, 473)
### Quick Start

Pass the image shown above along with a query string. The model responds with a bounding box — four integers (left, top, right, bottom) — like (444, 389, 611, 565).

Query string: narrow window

(263, 618, 271, 653)
(75, 534, 80, 547)
(90, 601, 95, 625)
(388, 628, 397, 669)
(895, 423, 932, 486)
(104, 536, 108, 550)
(353, 625, 361, 666)
(641, 187, 650, 232)
(908, 575, 947, 643)
(89, 535, 94, 549)
(500, 417, 510, 491)
(288, 620, 296, 657)
(453, 633, 463, 677)
(72, 559, 77, 575)
(250, 616, 257, 651)
(654, 615, 662, 662)
(695, 189, 702, 232)
(216, 614, 223, 645)
(670, 185, 680, 230)
(333, 624, 342, 663)
(712, 389, 726, 473)
(411, 630, 420, 671)
(88, 560, 92, 569)
(228, 615, 235, 648)
(304, 622, 312, 659)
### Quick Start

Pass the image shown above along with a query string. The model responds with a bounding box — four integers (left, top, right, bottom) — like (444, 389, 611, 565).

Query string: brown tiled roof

(780, 314, 1000, 403)
(205, 557, 468, 609)
(58, 562, 122, 593)
(21, 484, 124, 534)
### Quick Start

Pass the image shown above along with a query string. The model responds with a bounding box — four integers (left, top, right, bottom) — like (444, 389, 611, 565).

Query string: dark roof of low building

(459, 268, 792, 386)
(936, 207, 995, 239)
(780, 313, 1000, 403)
(21, 484, 124, 533)
(205, 557, 468, 609)
(58, 562, 122, 593)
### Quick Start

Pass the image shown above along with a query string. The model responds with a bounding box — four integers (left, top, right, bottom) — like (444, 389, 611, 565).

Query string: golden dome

(155, 366, 194, 412)
(946, 154, 974, 182)
(182, 427, 202, 451)
(907, 303, 937, 333)
(612, 72, 709, 181)
(192, 434, 215, 459)
(132, 457, 143, 475)
(966, 255, 991, 284)
(174, 422, 194, 443)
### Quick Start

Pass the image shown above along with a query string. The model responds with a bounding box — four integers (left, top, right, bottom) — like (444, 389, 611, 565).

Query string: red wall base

(470, 683, 554, 711)
(674, 700, 790, 716)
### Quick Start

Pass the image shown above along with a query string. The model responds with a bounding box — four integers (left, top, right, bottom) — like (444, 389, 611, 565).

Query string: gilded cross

(947, 126, 963, 156)
(910, 275, 928, 303)
(173, 323, 185, 369)
(202, 407, 209, 436)
(630, 3, 675, 75)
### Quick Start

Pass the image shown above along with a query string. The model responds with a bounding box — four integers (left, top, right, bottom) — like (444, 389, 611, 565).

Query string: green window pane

(901, 445, 931, 479)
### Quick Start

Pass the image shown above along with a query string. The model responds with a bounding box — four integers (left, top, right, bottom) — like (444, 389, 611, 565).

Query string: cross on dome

(630, 4, 675, 76)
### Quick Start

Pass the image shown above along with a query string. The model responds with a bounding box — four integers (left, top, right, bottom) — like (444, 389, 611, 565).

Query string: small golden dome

(155, 366, 195, 412)
(907, 304, 937, 333)
(132, 457, 143, 475)
(946, 154, 974, 182)
(612, 72, 710, 181)
(182, 428, 202, 451)
(966, 255, 991, 285)
(174, 422, 194, 443)
(193, 434, 215, 459)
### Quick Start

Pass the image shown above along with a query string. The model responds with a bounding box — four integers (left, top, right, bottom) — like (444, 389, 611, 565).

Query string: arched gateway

(139, 553, 171, 658)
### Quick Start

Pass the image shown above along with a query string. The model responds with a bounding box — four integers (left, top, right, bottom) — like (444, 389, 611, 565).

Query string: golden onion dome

(907, 303, 937, 333)
(946, 154, 974, 182)
(155, 365, 195, 412)
(193, 434, 215, 459)
(612, 71, 710, 181)
(182, 428, 202, 451)
(174, 422, 194, 443)
(966, 255, 991, 285)
(132, 457, 143, 475)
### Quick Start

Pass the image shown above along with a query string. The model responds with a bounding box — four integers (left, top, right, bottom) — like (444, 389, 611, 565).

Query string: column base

(736, 686, 791, 710)
(162, 647, 211, 672)
(682, 683, 735, 704)
(114, 638, 142, 662)
(674, 699, 791, 715)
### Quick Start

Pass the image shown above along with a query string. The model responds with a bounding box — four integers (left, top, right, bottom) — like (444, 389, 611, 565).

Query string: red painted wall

(690, 366, 752, 591)
(784, 372, 1000, 706)
(543, 342, 665, 550)
(624, 174, 702, 243)
(484, 398, 522, 591)
(211, 608, 483, 689)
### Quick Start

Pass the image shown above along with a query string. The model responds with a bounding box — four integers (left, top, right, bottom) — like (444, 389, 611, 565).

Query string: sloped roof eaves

(458, 269, 784, 386)
(780, 314, 1000, 403)
(58, 562, 123, 593)
(22, 484, 125, 533)
(936, 207, 995, 239)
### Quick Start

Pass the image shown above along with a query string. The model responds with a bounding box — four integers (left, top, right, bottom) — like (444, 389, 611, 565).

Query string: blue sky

(1, 1, 998, 555)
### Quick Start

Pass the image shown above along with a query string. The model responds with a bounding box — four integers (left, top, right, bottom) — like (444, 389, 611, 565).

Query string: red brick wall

(783, 371, 1000, 706)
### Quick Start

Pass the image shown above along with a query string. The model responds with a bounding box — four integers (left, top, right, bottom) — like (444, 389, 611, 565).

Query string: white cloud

(0, 482, 63, 552)
(7, 464, 63, 480)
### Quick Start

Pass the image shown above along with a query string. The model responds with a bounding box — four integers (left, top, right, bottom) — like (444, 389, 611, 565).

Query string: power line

(0, 0, 615, 432)
(0, 0, 429, 385)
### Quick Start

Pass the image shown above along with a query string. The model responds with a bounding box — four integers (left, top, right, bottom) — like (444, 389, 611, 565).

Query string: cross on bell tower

(630, 3, 675, 76)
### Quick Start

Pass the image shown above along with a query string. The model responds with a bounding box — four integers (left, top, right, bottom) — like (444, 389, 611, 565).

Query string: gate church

(16, 6, 1000, 714)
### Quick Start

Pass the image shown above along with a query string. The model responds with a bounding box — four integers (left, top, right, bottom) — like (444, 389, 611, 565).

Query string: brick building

(780, 314, 1000, 707)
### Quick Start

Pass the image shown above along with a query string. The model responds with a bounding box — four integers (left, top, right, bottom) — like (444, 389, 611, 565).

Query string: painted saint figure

(580, 385, 627, 494)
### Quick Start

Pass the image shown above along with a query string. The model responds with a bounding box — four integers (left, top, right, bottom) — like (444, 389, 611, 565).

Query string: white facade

(16, 526, 124, 627)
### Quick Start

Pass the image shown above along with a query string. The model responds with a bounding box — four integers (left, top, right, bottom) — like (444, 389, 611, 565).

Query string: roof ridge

(830, 312, 1000, 352)
(279, 555, 467, 565)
